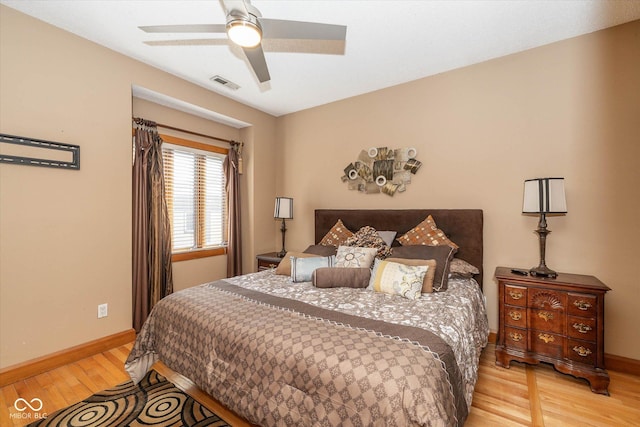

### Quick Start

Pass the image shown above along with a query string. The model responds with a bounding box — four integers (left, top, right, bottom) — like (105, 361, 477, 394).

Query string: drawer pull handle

(538, 333, 555, 344)
(268, 263, 277, 268)
(508, 290, 524, 300)
(573, 300, 593, 311)
(537, 311, 554, 322)
(508, 311, 522, 321)
(509, 332, 523, 342)
(573, 346, 593, 357)
(572, 323, 593, 334)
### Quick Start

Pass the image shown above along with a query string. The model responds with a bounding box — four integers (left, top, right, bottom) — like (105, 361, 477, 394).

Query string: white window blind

(162, 143, 226, 253)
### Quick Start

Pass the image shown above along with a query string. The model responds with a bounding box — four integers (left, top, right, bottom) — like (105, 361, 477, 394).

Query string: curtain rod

(132, 116, 242, 146)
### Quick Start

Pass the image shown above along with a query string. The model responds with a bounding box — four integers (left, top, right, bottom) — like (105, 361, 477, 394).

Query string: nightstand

(494, 266, 611, 395)
(256, 252, 283, 271)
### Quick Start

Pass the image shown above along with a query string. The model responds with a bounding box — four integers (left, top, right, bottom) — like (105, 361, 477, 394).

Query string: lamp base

(530, 213, 557, 279)
(530, 265, 558, 278)
(278, 218, 287, 258)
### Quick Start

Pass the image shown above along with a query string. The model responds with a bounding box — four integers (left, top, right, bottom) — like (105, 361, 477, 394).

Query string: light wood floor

(1, 343, 638, 426)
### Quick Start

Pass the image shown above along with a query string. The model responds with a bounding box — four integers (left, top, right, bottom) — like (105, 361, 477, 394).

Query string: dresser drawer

(568, 293, 597, 317)
(505, 305, 527, 327)
(530, 308, 564, 334)
(568, 339, 597, 365)
(504, 327, 527, 350)
(530, 331, 564, 359)
(529, 289, 567, 310)
(568, 316, 597, 341)
(505, 285, 527, 307)
(258, 259, 280, 270)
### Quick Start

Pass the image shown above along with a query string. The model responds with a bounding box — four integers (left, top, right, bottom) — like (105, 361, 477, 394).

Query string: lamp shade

(274, 197, 293, 219)
(523, 178, 567, 214)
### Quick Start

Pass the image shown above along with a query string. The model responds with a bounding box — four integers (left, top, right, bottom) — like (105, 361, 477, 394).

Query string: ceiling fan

(139, 0, 347, 83)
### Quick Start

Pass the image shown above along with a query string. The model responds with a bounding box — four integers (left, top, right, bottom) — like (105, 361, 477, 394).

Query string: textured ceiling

(2, 1, 640, 117)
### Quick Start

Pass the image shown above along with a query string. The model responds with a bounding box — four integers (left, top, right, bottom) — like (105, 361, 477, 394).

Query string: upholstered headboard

(315, 209, 484, 288)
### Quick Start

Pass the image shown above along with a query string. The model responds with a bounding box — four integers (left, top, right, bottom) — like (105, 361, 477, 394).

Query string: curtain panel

(132, 119, 173, 332)
(224, 145, 242, 277)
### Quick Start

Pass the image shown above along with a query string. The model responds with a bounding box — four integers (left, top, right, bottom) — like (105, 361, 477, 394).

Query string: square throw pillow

(275, 251, 320, 275)
(312, 267, 371, 288)
(343, 226, 393, 259)
(385, 257, 437, 293)
(303, 244, 338, 257)
(396, 215, 459, 249)
(449, 257, 480, 279)
(377, 231, 398, 247)
(319, 219, 354, 247)
(391, 245, 455, 292)
(291, 255, 336, 283)
(335, 246, 378, 268)
(369, 259, 427, 300)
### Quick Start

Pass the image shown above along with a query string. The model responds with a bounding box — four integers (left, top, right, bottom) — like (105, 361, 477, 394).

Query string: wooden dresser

(494, 266, 610, 395)
(256, 252, 283, 271)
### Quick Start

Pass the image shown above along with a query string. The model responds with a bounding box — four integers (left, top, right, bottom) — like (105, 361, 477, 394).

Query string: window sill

(172, 247, 227, 262)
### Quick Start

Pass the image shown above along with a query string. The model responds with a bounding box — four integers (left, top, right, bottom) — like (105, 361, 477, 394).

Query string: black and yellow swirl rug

(28, 370, 229, 426)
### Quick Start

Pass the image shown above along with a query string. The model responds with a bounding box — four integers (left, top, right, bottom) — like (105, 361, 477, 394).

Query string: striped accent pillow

(291, 255, 336, 283)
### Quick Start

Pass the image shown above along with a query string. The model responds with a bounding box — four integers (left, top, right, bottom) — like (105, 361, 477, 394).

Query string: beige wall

(275, 20, 640, 359)
(0, 6, 277, 368)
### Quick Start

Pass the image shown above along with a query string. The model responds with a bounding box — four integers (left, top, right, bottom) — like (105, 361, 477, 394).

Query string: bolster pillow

(312, 267, 371, 289)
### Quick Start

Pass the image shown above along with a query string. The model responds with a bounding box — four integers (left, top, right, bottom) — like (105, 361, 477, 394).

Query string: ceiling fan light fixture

(227, 17, 262, 48)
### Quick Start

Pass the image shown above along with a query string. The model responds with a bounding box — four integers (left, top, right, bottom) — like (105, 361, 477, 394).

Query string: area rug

(28, 370, 230, 426)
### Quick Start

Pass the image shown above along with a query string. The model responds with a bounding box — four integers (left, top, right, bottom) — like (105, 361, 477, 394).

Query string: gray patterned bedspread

(126, 271, 489, 427)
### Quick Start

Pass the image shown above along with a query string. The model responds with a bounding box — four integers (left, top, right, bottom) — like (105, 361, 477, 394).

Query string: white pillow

(335, 246, 378, 268)
(369, 259, 427, 300)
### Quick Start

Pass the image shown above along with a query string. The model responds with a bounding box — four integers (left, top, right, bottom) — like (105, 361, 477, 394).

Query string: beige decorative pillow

(385, 257, 437, 293)
(396, 215, 459, 249)
(335, 246, 378, 268)
(275, 251, 320, 275)
(369, 260, 427, 300)
(391, 245, 455, 292)
(319, 219, 354, 247)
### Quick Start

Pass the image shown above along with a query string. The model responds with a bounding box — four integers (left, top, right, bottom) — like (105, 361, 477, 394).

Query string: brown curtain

(223, 144, 242, 277)
(132, 118, 173, 332)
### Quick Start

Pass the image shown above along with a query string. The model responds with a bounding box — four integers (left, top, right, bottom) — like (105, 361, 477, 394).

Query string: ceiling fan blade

(242, 45, 271, 83)
(261, 39, 345, 55)
(260, 19, 346, 41)
(139, 24, 226, 33)
(221, 0, 249, 15)
(144, 38, 229, 46)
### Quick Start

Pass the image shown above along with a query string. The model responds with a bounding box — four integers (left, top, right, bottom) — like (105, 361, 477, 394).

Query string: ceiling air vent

(210, 75, 240, 90)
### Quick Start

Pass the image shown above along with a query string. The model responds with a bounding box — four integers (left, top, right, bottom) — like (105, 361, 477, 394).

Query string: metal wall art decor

(341, 147, 422, 196)
(0, 133, 80, 170)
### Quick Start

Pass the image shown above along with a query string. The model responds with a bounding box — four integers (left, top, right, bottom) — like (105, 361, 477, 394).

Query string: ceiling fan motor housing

(226, 7, 262, 48)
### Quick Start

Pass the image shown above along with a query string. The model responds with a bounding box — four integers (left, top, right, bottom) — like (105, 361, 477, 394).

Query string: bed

(126, 209, 489, 426)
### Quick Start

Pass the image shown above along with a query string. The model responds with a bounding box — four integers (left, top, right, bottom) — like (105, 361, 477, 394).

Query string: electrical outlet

(98, 303, 108, 318)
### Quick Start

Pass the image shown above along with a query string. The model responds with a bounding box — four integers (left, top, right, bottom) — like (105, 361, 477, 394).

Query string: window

(162, 136, 227, 260)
